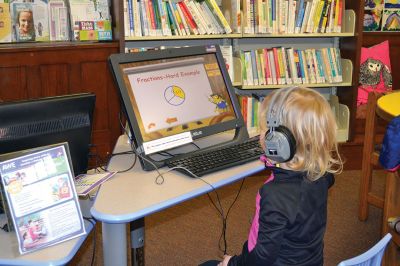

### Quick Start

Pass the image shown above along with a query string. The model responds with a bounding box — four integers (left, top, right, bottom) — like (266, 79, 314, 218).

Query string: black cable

(206, 178, 246, 255)
(83, 217, 97, 266)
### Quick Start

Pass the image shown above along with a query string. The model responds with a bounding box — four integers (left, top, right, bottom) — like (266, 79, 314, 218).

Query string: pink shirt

(247, 156, 275, 251)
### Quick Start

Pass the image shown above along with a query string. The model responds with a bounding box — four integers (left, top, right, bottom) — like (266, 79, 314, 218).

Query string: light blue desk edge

(90, 165, 265, 224)
(0, 220, 94, 266)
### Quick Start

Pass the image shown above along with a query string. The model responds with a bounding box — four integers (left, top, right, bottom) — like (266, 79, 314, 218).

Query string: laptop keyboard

(166, 136, 264, 177)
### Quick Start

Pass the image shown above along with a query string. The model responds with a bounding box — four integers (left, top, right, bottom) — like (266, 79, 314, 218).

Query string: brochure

(0, 143, 86, 254)
(74, 171, 116, 197)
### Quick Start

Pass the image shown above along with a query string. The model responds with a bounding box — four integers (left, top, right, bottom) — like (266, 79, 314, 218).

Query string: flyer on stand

(0, 143, 86, 254)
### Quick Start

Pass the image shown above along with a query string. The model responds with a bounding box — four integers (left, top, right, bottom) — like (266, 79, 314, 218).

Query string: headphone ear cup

(264, 126, 296, 163)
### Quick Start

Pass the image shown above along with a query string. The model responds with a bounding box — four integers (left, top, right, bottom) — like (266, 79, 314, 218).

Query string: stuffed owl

(359, 58, 392, 88)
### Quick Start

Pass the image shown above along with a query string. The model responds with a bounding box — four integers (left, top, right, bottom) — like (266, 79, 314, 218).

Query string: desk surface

(0, 219, 93, 266)
(377, 91, 400, 121)
(91, 134, 265, 224)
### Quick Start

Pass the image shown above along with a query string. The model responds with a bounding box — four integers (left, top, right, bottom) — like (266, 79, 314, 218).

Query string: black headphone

(264, 87, 297, 163)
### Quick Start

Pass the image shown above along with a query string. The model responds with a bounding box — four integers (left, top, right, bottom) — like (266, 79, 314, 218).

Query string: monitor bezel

(109, 45, 248, 170)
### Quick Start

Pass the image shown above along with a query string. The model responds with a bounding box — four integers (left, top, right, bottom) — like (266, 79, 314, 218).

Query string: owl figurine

(359, 58, 392, 88)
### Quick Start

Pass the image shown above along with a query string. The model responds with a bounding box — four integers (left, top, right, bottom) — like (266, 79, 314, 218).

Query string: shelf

(237, 58, 353, 90)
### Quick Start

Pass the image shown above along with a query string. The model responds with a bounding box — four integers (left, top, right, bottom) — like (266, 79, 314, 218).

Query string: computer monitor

(0, 93, 96, 176)
(109, 45, 248, 170)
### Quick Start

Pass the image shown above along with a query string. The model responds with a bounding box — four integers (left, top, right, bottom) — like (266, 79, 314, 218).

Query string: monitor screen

(109, 45, 248, 170)
(0, 93, 96, 176)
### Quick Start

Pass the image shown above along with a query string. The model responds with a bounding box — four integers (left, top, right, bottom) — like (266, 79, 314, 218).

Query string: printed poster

(0, 143, 86, 254)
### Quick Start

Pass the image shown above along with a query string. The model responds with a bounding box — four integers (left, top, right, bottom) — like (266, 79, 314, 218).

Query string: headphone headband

(267, 86, 299, 128)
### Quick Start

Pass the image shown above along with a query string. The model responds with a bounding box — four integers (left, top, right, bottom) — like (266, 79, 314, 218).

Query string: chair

(358, 92, 386, 221)
(338, 233, 392, 266)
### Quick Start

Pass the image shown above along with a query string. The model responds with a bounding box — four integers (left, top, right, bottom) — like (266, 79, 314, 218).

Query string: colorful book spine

(333, 47, 342, 82)
(244, 51, 254, 85)
(268, 49, 278, 84)
(127, 0, 134, 36)
(299, 49, 309, 83)
(250, 50, 259, 85)
(166, 1, 179, 35)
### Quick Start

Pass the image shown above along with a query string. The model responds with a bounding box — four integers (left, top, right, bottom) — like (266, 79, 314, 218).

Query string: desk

(377, 92, 400, 265)
(90, 134, 265, 266)
(0, 219, 94, 266)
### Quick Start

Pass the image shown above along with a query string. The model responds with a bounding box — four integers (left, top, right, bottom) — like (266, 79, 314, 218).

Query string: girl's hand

(218, 255, 232, 266)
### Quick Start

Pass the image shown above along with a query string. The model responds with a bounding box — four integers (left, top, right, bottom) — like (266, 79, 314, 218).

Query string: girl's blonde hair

(259, 87, 343, 181)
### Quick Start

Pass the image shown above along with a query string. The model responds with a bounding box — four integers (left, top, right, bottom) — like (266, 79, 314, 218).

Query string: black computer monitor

(109, 45, 248, 170)
(0, 93, 96, 176)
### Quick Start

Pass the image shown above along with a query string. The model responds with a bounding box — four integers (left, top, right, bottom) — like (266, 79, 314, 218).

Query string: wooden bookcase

(0, 0, 366, 169)
(0, 42, 122, 164)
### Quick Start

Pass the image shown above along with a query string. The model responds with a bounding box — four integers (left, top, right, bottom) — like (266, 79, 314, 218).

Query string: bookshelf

(112, 0, 364, 144)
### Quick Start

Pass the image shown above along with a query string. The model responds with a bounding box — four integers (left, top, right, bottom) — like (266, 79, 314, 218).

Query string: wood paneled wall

(0, 42, 122, 164)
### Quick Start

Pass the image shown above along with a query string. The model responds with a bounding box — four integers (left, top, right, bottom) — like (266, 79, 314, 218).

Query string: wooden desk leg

(382, 171, 400, 266)
(130, 218, 145, 266)
(102, 223, 128, 266)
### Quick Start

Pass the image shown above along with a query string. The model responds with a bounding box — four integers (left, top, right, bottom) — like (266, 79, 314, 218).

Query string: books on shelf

(124, 0, 233, 37)
(240, 46, 343, 86)
(241, 0, 344, 34)
(0, 0, 113, 43)
(0, 143, 86, 254)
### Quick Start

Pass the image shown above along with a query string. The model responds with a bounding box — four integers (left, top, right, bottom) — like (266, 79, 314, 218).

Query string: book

(244, 51, 254, 85)
(125, 0, 133, 36)
(10, 1, 36, 42)
(205, 0, 232, 33)
(69, 0, 112, 41)
(74, 172, 116, 197)
(250, 49, 259, 85)
(268, 49, 277, 84)
(177, 1, 198, 34)
(48, 0, 69, 41)
(133, 0, 143, 36)
(0, 3, 11, 42)
(220, 45, 234, 81)
(0, 143, 86, 254)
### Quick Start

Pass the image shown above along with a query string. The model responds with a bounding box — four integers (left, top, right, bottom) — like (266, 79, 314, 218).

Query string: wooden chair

(358, 92, 385, 221)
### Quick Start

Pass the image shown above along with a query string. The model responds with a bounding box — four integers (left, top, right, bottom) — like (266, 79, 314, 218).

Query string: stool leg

(359, 93, 378, 221)
(359, 158, 373, 221)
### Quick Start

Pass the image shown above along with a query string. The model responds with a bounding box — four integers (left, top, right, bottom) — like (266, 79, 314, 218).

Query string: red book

(272, 47, 281, 84)
(263, 48, 272, 84)
(146, 0, 157, 34)
(178, 1, 198, 34)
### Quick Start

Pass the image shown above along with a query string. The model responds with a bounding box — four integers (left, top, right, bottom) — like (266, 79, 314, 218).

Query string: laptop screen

(109, 45, 248, 170)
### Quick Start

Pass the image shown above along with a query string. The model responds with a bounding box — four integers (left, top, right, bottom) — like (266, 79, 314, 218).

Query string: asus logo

(192, 130, 203, 137)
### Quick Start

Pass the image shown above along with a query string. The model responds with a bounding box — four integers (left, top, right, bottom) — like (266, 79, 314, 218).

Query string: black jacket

(228, 167, 335, 266)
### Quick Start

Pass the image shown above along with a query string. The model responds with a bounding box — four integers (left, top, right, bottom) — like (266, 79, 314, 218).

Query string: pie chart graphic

(164, 85, 185, 106)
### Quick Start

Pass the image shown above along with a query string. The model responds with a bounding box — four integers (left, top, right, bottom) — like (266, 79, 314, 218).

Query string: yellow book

(205, 0, 232, 33)
(312, 0, 324, 33)
(333, 0, 340, 32)
(277, 48, 286, 84)
(0, 3, 11, 43)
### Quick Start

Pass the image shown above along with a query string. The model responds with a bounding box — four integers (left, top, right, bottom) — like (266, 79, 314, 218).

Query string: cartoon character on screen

(208, 94, 228, 113)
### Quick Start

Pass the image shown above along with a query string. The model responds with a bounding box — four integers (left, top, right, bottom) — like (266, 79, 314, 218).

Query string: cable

(83, 217, 97, 266)
(161, 166, 245, 254)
